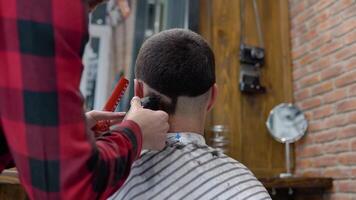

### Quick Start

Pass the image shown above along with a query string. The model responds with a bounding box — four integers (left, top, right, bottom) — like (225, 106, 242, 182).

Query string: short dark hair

(135, 29, 215, 99)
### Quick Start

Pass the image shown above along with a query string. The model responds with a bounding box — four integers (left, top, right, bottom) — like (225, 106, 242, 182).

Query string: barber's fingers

(86, 110, 126, 128)
(90, 111, 126, 121)
(110, 116, 126, 126)
(130, 96, 143, 110)
(117, 0, 130, 18)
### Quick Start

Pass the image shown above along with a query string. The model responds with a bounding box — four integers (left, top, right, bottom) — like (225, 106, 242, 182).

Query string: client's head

(134, 29, 217, 132)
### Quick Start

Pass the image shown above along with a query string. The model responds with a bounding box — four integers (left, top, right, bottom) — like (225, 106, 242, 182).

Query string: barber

(0, 0, 168, 199)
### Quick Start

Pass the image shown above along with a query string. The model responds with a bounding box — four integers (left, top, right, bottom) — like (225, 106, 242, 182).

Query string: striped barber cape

(109, 132, 271, 200)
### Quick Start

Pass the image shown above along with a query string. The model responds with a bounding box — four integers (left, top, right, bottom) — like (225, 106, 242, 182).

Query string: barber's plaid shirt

(0, 0, 142, 199)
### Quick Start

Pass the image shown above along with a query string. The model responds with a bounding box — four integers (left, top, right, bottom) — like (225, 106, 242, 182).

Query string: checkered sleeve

(0, 0, 142, 199)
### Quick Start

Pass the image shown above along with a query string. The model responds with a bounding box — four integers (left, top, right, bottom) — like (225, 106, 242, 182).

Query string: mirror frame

(266, 103, 308, 143)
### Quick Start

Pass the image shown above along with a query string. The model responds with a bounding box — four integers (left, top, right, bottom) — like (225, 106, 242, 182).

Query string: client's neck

(168, 114, 206, 135)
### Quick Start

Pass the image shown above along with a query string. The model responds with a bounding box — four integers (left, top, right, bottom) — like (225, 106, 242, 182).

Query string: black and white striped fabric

(109, 133, 271, 200)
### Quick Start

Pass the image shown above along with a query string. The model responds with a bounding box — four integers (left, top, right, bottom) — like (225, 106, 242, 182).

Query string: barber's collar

(166, 132, 206, 146)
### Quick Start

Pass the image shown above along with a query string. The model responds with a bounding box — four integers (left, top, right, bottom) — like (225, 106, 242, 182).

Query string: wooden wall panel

(200, 0, 293, 177)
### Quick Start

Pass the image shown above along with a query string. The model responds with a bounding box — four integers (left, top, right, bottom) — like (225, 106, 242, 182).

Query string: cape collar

(166, 132, 206, 146)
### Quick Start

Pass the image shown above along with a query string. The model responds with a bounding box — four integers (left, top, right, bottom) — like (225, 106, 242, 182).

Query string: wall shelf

(259, 176, 333, 189)
(259, 176, 333, 200)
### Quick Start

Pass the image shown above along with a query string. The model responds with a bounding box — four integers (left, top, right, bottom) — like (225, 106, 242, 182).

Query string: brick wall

(289, 0, 356, 199)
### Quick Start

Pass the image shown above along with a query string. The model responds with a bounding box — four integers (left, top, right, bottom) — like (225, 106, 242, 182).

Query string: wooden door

(200, 0, 293, 177)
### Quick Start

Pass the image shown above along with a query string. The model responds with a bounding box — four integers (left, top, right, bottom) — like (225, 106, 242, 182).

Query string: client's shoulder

(205, 145, 259, 176)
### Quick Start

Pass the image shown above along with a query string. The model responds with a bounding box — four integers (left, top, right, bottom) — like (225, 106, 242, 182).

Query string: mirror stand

(280, 142, 293, 178)
(266, 103, 308, 178)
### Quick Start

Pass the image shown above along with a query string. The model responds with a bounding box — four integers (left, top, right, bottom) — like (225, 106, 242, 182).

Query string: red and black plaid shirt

(0, 0, 142, 199)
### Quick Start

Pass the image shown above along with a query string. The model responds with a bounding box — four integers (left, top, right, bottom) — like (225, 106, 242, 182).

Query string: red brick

(308, 121, 324, 132)
(323, 167, 350, 179)
(312, 81, 333, 95)
(336, 99, 356, 113)
(324, 114, 348, 128)
(338, 126, 356, 139)
(315, 155, 338, 167)
(351, 167, 356, 176)
(309, 56, 332, 73)
(345, 57, 356, 71)
(324, 140, 350, 154)
(342, 3, 356, 19)
(299, 74, 321, 88)
(291, 24, 307, 39)
(335, 71, 356, 88)
(301, 30, 318, 43)
(320, 65, 344, 81)
(299, 51, 318, 66)
(336, 180, 356, 192)
(312, 105, 334, 119)
(297, 144, 323, 158)
(328, 193, 353, 200)
(290, 1, 305, 18)
(313, 130, 337, 143)
(308, 31, 333, 51)
(319, 39, 344, 56)
(292, 58, 303, 70)
(307, 6, 333, 25)
(293, 68, 305, 81)
(344, 30, 356, 46)
(305, 0, 319, 7)
(291, 30, 301, 41)
(348, 112, 356, 123)
(333, 0, 355, 15)
(338, 153, 356, 166)
(291, 46, 306, 60)
(307, 9, 331, 28)
(313, 0, 335, 12)
(301, 97, 322, 110)
(351, 139, 356, 151)
(296, 158, 314, 169)
(317, 16, 341, 32)
(333, 43, 356, 61)
(334, 17, 356, 38)
(323, 89, 347, 104)
(349, 84, 356, 97)
(291, 37, 301, 48)
(292, 37, 304, 48)
(292, 8, 315, 27)
(294, 82, 301, 91)
(294, 88, 310, 101)
(289, 0, 300, 6)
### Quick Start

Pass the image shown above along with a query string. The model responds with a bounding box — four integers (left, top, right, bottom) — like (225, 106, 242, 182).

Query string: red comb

(93, 77, 129, 132)
(103, 77, 129, 111)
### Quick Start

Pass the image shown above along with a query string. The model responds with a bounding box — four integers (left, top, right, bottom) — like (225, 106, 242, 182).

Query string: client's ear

(134, 79, 144, 98)
(207, 84, 218, 112)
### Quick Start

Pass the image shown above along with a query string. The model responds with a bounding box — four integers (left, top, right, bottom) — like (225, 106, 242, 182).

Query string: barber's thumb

(130, 96, 142, 110)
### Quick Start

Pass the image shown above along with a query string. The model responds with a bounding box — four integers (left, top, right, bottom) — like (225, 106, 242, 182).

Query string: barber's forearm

(93, 121, 143, 199)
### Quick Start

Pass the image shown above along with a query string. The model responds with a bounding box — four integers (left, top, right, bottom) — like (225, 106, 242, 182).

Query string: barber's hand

(88, 0, 130, 17)
(117, 0, 130, 18)
(126, 96, 169, 150)
(86, 110, 126, 130)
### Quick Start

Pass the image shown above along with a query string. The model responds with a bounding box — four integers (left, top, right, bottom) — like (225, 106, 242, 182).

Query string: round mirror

(266, 103, 308, 143)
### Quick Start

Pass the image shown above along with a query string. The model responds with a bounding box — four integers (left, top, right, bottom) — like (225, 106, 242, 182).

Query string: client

(110, 29, 271, 200)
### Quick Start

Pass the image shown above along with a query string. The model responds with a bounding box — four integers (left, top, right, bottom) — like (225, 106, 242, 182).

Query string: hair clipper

(141, 96, 160, 110)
